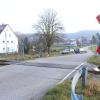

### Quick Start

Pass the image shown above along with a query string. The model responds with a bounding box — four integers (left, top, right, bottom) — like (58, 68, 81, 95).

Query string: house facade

(0, 24, 18, 54)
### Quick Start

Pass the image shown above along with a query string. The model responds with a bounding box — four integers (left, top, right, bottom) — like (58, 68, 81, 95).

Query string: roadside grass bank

(42, 76, 100, 100)
(0, 49, 70, 62)
(87, 55, 100, 65)
(0, 54, 35, 61)
(89, 45, 96, 52)
(88, 45, 100, 65)
(0, 47, 66, 61)
(0, 52, 60, 61)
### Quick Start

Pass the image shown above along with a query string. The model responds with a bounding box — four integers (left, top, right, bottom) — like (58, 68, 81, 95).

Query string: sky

(0, 0, 100, 33)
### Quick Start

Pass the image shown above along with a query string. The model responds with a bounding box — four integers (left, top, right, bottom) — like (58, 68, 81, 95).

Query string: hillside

(15, 30, 100, 41)
(66, 30, 100, 39)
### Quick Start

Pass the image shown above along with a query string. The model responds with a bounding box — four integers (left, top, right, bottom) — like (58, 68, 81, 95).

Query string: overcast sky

(0, 0, 100, 33)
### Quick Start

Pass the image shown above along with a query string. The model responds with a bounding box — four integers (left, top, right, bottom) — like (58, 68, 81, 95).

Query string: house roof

(0, 24, 18, 38)
(0, 24, 7, 33)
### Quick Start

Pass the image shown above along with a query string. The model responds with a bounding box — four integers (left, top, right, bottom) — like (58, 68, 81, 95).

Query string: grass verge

(43, 77, 100, 100)
(87, 55, 100, 65)
(89, 45, 96, 52)
(88, 45, 100, 65)
(43, 80, 71, 100)
(0, 54, 35, 61)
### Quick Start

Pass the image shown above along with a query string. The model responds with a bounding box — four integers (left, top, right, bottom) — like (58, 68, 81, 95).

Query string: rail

(71, 64, 88, 100)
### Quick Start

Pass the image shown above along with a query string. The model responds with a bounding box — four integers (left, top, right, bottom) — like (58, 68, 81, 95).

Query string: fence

(71, 64, 88, 100)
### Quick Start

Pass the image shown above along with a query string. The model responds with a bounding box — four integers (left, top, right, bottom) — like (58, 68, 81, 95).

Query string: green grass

(88, 45, 100, 65)
(43, 77, 100, 100)
(42, 80, 71, 100)
(51, 45, 81, 56)
(0, 54, 35, 61)
(87, 46, 100, 65)
(51, 45, 80, 51)
(89, 45, 96, 52)
(87, 55, 100, 65)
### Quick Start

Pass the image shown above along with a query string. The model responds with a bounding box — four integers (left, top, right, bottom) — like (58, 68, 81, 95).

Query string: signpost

(96, 15, 100, 55)
(96, 15, 100, 24)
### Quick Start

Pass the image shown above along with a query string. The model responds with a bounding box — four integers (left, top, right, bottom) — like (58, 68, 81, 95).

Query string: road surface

(0, 47, 93, 100)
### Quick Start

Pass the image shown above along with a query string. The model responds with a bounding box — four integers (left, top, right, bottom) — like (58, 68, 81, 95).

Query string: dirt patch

(88, 64, 100, 74)
(88, 63, 100, 80)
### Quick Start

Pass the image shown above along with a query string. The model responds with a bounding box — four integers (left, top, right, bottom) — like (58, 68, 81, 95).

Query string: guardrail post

(71, 69, 83, 100)
(82, 65, 87, 89)
(71, 64, 88, 100)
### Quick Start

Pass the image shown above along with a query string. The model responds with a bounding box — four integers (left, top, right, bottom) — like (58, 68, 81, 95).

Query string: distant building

(70, 39, 77, 46)
(78, 36, 91, 46)
(65, 39, 77, 46)
(0, 24, 18, 54)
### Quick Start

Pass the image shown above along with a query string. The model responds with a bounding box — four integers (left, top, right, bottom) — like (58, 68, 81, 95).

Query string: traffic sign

(96, 15, 100, 24)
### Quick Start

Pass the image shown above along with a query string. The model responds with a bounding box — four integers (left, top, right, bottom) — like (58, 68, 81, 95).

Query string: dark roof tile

(0, 24, 7, 33)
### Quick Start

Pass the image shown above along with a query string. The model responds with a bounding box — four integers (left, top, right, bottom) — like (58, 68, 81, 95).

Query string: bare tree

(34, 9, 64, 54)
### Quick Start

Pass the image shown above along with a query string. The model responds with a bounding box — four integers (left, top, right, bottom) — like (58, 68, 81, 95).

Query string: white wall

(0, 25, 18, 53)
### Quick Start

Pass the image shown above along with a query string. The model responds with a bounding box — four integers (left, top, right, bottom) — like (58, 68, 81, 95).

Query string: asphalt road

(0, 47, 93, 100)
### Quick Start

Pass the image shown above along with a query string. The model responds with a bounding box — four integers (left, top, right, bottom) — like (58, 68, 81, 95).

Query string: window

(11, 41, 13, 43)
(11, 47, 13, 52)
(7, 41, 9, 43)
(3, 48, 5, 51)
(3, 41, 5, 43)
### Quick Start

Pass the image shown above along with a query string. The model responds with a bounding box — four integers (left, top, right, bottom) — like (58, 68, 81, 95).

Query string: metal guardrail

(71, 64, 88, 100)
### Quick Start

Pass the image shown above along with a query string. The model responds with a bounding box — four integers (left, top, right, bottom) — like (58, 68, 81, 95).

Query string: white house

(70, 39, 77, 46)
(0, 24, 18, 54)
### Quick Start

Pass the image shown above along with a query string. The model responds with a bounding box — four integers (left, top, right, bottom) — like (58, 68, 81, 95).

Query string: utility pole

(22, 40, 24, 58)
(4, 31, 7, 56)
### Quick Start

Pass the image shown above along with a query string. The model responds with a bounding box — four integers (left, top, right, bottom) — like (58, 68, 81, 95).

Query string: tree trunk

(47, 46, 50, 54)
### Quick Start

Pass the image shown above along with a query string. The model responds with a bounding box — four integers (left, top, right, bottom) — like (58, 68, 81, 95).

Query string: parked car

(70, 49, 75, 53)
(61, 49, 70, 54)
(74, 48, 80, 54)
(80, 48, 87, 53)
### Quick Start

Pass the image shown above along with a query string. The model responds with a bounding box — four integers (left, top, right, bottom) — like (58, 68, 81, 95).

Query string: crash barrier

(71, 64, 88, 100)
